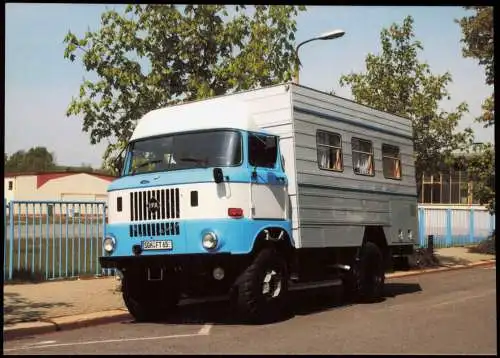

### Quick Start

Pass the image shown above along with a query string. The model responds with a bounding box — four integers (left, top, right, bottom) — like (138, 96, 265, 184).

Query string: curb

(386, 259, 495, 279)
(3, 259, 495, 341)
(3, 310, 132, 341)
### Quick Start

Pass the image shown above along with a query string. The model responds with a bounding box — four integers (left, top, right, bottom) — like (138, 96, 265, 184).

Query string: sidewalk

(3, 247, 495, 327)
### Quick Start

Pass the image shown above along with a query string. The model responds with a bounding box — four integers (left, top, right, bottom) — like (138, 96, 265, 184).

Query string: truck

(99, 83, 418, 323)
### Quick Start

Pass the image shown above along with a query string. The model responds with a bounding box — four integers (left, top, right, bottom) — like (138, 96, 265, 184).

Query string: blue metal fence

(4, 200, 111, 281)
(418, 205, 495, 248)
(3, 200, 496, 282)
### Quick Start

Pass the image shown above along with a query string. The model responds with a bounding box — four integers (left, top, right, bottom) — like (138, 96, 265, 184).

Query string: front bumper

(100, 252, 243, 269)
(99, 253, 253, 296)
(99, 252, 253, 279)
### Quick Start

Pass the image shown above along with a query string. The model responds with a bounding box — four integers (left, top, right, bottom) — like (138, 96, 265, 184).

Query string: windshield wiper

(131, 159, 163, 174)
(179, 157, 208, 165)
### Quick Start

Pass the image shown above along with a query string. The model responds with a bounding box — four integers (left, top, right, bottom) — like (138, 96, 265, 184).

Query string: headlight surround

(202, 232, 218, 250)
(103, 235, 116, 253)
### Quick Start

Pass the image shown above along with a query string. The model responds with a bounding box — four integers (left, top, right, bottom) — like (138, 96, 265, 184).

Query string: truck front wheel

(343, 242, 385, 303)
(122, 275, 180, 322)
(234, 247, 289, 323)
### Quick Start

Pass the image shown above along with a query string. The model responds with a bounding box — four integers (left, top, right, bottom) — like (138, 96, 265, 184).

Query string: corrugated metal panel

(288, 85, 417, 249)
(292, 85, 412, 134)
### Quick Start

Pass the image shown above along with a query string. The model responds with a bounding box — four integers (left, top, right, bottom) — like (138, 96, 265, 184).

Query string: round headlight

(103, 236, 116, 253)
(202, 232, 218, 250)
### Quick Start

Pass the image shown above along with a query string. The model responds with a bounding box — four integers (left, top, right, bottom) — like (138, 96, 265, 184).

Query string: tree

(466, 144, 495, 213)
(457, 7, 495, 213)
(338, 16, 474, 194)
(64, 5, 306, 174)
(5, 147, 57, 173)
(456, 6, 494, 128)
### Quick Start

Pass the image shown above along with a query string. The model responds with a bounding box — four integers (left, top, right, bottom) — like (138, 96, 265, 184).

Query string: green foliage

(4, 147, 111, 176)
(5, 147, 57, 173)
(64, 5, 306, 172)
(456, 6, 494, 128)
(456, 7, 495, 213)
(465, 144, 495, 213)
(456, 7, 493, 86)
(338, 16, 474, 188)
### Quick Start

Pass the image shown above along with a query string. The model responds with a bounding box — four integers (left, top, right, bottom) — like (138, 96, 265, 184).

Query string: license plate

(141, 240, 173, 251)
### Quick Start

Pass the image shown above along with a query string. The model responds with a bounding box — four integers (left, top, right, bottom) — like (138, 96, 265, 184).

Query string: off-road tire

(122, 275, 180, 322)
(343, 242, 385, 303)
(234, 247, 289, 323)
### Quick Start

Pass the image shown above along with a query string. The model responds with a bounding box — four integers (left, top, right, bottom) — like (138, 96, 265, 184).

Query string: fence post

(427, 235, 434, 254)
(9, 201, 14, 280)
(445, 208, 452, 248)
(102, 204, 107, 276)
(469, 208, 475, 244)
(418, 207, 426, 248)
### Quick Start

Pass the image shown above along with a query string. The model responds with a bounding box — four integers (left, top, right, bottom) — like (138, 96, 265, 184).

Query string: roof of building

(5, 171, 116, 179)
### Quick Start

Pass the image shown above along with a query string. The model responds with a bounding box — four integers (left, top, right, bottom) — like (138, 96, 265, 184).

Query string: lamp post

(293, 29, 345, 84)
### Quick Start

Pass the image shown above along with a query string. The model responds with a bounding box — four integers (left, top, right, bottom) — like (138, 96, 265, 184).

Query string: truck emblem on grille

(147, 197, 160, 213)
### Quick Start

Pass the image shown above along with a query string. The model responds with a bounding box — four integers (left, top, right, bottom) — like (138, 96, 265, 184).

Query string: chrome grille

(129, 221, 180, 237)
(130, 188, 180, 221)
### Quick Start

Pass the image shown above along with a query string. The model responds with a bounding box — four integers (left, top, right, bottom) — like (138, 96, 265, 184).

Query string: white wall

(4, 177, 16, 203)
(6, 173, 112, 216)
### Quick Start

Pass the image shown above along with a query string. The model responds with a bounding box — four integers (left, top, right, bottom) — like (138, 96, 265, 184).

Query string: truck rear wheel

(122, 275, 180, 322)
(234, 247, 289, 323)
(343, 242, 385, 303)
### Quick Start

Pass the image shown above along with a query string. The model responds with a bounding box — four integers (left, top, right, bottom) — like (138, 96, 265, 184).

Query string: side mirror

(115, 156, 124, 175)
(213, 168, 224, 184)
(113, 146, 128, 176)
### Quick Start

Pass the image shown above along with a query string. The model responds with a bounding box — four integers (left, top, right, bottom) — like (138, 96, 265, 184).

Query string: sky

(5, 4, 494, 168)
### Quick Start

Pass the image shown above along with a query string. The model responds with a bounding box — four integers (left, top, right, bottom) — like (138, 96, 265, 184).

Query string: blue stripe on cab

(106, 218, 292, 256)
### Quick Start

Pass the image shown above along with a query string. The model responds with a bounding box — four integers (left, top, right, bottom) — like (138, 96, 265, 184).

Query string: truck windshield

(125, 130, 242, 175)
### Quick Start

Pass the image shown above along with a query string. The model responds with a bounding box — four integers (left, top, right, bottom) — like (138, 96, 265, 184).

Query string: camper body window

(317, 131, 343, 172)
(352, 138, 374, 176)
(382, 144, 402, 180)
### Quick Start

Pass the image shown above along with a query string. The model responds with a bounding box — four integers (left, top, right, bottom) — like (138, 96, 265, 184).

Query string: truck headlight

(202, 232, 218, 250)
(103, 236, 116, 253)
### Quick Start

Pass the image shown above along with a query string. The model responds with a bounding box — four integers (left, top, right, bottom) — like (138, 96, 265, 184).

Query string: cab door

(248, 133, 287, 220)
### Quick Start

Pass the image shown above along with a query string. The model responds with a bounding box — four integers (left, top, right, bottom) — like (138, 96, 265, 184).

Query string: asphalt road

(3, 266, 497, 355)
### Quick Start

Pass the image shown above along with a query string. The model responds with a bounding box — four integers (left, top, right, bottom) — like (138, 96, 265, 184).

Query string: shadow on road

(384, 282, 423, 298)
(121, 282, 423, 327)
(3, 292, 73, 325)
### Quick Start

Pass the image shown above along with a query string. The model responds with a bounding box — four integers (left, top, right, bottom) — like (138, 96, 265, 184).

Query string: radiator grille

(130, 221, 180, 237)
(130, 188, 180, 221)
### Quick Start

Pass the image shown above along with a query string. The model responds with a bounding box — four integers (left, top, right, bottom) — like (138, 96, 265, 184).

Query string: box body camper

(100, 83, 417, 322)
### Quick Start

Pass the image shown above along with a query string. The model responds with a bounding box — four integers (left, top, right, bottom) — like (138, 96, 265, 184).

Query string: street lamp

(293, 29, 346, 84)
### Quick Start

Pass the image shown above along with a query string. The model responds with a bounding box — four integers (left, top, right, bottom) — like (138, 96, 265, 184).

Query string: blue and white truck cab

(100, 83, 418, 322)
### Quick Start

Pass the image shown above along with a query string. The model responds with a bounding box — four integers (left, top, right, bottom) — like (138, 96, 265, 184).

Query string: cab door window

(249, 134, 278, 169)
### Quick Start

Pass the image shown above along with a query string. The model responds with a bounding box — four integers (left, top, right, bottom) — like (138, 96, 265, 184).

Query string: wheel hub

(262, 270, 282, 298)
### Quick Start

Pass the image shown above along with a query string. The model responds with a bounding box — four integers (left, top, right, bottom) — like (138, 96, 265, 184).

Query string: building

(5, 171, 116, 216)
(418, 149, 494, 207)
(419, 169, 478, 205)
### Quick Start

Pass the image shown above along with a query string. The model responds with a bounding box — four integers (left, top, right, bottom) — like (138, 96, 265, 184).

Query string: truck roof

(130, 96, 262, 141)
(130, 82, 412, 142)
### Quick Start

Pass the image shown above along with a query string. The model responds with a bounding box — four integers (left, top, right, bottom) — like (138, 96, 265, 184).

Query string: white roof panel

(130, 97, 259, 141)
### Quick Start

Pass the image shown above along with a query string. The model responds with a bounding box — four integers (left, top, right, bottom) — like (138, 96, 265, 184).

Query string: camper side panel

(291, 85, 418, 249)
